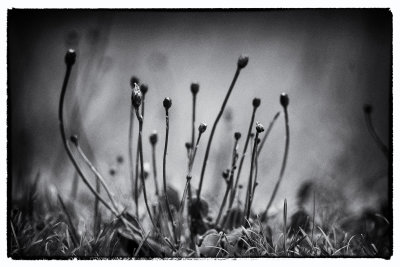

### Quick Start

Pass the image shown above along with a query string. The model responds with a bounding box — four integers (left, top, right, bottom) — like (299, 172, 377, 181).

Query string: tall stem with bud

(197, 55, 249, 201)
(264, 93, 290, 219)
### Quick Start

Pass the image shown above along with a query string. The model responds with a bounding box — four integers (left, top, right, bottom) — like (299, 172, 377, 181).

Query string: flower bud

(65, 49, 76, 66)
(70, 134, 79, 145)
(255, 122, 265, 133)
(185, 142, 192, 149)
(191, 83, 199, 95)
(234, 132, 241, 140)
(140, 84, 148, 95)
(149, 131, 158, 145)
(280, 93, 289, 108)
(130, 76, 140, 89)
(198, 123, 207, 133)
(237, 55, 249, 69)
(363, 104, 373, 114)
(163, 97, 172, 110)
(222, 169, 229, 179)
(252, 98, 261, 108)
(131, 84, 142, 109)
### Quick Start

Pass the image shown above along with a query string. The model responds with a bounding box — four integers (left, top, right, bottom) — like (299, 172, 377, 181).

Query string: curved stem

(364, 111, 389, 159)
(136, 109, 157, 230)
(197, 67, 241, 200)
(58, 63, 118, 218)
(151, 144, 160, 197)
(128, 106, 136, 210)
(264, 107, 290, 219)
(163, 109, 177, 244)
(257, 112, 280, 156)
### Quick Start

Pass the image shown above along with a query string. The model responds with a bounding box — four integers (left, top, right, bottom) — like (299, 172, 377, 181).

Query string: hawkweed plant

(263, 93, 290, 219)
(162, 97, 178, 245)
(197, 55, 249, 201)
(129, 76, 139, 214)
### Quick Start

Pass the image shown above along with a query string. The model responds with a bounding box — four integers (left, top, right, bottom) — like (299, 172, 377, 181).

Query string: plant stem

(244, 130, 260, 222)
(364, 109, 389, 159)
(163, 108, 177, 245)
(283, 198, 287, 255)
(74, 143, 120, 213)
(257, 112, 280, 156)
(58, 55, 118, 218)
(151, 144, 160, 197)
(135, 108, 157, 230)
(129, 105, 136, 210)
(192, 92, 197, 149)
(197, 67, 243, 201)
(229, 106, 257, 210)
(263, 106, 290, 219)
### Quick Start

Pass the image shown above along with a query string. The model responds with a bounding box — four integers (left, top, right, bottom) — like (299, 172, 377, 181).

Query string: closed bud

(252, 98, 261, 108)
(65, 49, 76, 66)
(255, 122, 265, 133)
(198, 122, 207, 133)
(149, 131, 158, 145)
(234, 132, 241, 140)
(131, 84, 142, 109)
(237, 55, 249, 69)
(363, 104, 373, 114)
(70, 134, 79, 145)
(191, 83, 200, 95)
(140, 84, 148, 95)
(163, 97, 172, 110)
(280, 93, 289, 108)
(130, 76, 140, 89)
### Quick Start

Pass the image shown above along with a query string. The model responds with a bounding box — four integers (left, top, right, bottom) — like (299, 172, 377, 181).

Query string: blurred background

(8, 9, 391, 220)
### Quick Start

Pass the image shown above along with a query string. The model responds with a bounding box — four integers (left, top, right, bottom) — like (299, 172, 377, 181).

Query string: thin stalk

(264, 98, 290, 219)
(311, 191, 316, 243)
(257, 112, 280, 156)
(94, 178, 101, 235)
(177, 130, 204, 242)
(249, 141, 260, 209)
(197, 56, 248, 200)
(364, 106, 389, 159)
(151, 144, 160, 197)
(162, 106, 177, 245)
(58, 51, 118, 218)
(244, 130, 261, 222)
(129, 106, 136, 211)
(74, 142, 119, 213)
(283, 198, 287, 255)
(136, 109, 157, 230)
(215, 138, 239, 227)
(192, 91, 197, 149)
(229, 106, 257, 208)
(70, 172, 79, 200)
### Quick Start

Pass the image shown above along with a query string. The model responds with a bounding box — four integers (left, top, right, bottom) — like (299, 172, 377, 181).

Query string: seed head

(198, 123, 207, 134)
(237, 55, 249, 69)
(252, 98, 261, 108)
(185, 142, 192, 149)
(191, 83, 200, 95)
(70, 134, 79, 145)
(130, 76, 140, 89)
(363, 104, 373, 114)
(234, 132, 242, 140)
(140, 84, 149, 95)
(280, 93, 289, 108)
(255, 122, 265, 133)
(163, 97, 172, 110)
(222, 169, 229, 179)
(131, 84, 142, 109)
(65, 49, 76, 66)
(149, 131, 158, 145)
(117, 155, 124, 164)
